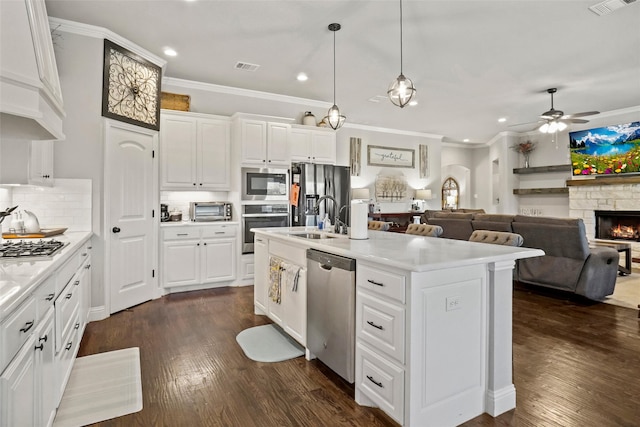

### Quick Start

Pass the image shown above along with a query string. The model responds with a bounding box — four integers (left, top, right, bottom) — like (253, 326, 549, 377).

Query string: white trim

(48, 17, 167, 69)
(163, 77, 331, 108)
(88, 305, 108, 322)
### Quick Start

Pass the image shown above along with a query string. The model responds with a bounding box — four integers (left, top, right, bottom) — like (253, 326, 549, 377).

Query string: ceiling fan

(536, 88, 599, 134)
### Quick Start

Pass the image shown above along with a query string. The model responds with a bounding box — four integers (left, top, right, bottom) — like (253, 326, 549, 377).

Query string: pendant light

(388, 0, 416, 108)
(324, 23, 346, 130)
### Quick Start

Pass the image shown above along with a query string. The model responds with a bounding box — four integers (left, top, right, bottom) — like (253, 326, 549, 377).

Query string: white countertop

(253, 227, 544, 272)
(0, 231, 92, 320)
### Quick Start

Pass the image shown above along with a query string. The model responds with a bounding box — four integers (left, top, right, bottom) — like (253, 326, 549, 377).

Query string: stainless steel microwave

(241, 167, 289, 201)
(189, 202, 232, 222)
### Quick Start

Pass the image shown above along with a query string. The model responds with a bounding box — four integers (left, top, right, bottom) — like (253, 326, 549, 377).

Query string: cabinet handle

(366, 375, 383, 388)
(366, 320, 384, 330)
(214, 231, 225, 234)
(39, 335, 48, 343)
(46, 293, 55, 301)
(367, 279, 384, 287)
(112, 227, 121, 233)
(199, 183, 203, 186)
(66, 293, 73, 299)
(20, 321, 34, 333)
(82, 252, 87, 257)
(197, 243, 200, 246)
(75, 323, 80, 330)
(65, 342, 73, 351)
(85, 264, 91, 269)
(203, 242, 207, 246)
(74, 280, 80, 286)
(193, 183, 196, 186)
(176, 233, 188, 236)
(35, 343, 44, 351)
(88, 246, 92, 250)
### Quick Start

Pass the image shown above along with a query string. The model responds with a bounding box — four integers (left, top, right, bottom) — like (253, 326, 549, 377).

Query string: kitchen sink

(289, 232, 337, 240)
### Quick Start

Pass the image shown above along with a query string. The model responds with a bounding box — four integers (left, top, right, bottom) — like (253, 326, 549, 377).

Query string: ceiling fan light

(324, 105, 345, 130)
(388, 74, 417, 108)
(539, 122, 550, 133)
(557, 121, 568, 132)
(548, 121, 558, 133)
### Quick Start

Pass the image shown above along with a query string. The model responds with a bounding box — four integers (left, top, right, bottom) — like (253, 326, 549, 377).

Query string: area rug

(236, 324, 304, 362)
(53, 347, 142, 427)
(603, 273, 640, 310)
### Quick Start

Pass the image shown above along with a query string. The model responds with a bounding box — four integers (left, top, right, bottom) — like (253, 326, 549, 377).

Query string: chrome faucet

(313, 195, 345, 232)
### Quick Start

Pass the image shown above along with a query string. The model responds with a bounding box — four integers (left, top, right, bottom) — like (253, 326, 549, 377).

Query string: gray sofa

(421, 210, 619, 301)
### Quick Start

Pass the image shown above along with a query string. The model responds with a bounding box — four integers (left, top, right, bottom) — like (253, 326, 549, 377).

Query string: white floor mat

(236, 324, 304, 362)
(53, 347, 142, 427)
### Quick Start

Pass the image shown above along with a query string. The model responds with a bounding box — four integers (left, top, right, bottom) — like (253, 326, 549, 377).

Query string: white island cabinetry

(160, 110, 231, 191)
(251, 227, 544, 426)
(161, 223, 237, 292)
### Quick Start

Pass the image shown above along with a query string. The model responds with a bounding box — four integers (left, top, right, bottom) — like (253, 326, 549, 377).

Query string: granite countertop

(253, 226, 544, 273)
(0, 231, 93, 319)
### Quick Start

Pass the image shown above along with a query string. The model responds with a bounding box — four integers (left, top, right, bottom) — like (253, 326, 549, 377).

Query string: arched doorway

(442, 177, 459, 209)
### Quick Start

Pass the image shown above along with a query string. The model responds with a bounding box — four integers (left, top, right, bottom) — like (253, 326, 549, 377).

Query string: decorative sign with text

(367, 145, 415, 168)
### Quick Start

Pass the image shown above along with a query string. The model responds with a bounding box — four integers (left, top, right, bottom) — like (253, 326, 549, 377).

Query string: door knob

(112, 227, 121, 233)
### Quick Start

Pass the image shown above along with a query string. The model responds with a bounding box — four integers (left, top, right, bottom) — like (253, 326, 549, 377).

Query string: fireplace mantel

(566, 176, 640, 186)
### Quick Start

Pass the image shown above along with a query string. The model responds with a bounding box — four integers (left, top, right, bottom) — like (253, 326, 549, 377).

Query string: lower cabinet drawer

(34, 275, 56, 322)
(357, 290, 405, 364)
(55, 309, 80, 404)
(356, 342, 404, 425)
(54, 279, 80, 353)
(1, 297, 36, 373)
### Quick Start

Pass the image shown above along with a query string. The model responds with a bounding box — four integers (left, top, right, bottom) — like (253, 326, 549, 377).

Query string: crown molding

(163, 77, 332, 108)
(48, 17, 167, 69)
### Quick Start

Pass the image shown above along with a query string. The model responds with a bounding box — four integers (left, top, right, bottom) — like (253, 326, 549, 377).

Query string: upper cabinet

(238, 119, 290, 166)
(0, 0, 65, 141)
(160, 110, 231, 191)
(289, 125, 336, 164)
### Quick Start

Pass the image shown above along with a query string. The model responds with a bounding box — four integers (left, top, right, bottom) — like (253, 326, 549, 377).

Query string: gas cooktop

(0, 239, 68, 259)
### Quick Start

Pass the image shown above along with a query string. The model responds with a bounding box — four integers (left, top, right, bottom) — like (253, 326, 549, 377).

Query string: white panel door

(201, 238, 236, 284)
(160, 114, 197, 189)
(266, 122, 290, 165)
(240, 119, 267, 164)
(106, 120, 158, 314)
(198, 118, 230, 190)
(311, 131, 336, 164)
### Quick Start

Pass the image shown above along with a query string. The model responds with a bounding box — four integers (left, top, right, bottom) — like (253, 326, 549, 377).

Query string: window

(442, 177, 459, 210)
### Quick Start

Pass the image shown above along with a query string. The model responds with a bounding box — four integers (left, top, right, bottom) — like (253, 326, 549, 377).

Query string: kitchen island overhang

(252, 227, 544, 426)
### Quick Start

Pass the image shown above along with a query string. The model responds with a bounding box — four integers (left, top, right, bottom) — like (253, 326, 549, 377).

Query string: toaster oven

(189, 202, 232, 222)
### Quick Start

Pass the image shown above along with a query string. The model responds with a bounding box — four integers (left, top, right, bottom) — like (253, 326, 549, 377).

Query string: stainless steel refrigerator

(291, 162, 351, 228)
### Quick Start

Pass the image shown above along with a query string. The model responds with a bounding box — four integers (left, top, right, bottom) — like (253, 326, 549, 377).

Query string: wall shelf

(513, 164, 572, 174)
(566, 176, 640, 186)
(513, 188, 569, 195)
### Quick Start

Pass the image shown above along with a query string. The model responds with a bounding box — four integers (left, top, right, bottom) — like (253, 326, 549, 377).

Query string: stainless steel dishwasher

(306, 248, 357, 383)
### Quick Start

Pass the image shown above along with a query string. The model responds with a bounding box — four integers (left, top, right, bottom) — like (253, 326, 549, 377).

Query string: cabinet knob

(199, 183, 203, 186)
(65, 342, 73, 351)
(74, 280, 80, 286)
(66, 293, 72, 299)
(193, 183, 197, 186)
(112, 227, 121, 233)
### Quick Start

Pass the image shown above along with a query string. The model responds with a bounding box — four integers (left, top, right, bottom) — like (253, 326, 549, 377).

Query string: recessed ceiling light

(408, 100, 418, 106)
(498, 117, 507, 123)
(297, 73, 308, 82)
(463, 139, 470, 142)
(164, 48, 177, 57)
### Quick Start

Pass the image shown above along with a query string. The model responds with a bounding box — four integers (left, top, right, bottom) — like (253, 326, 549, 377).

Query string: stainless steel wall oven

(241, 203, 290, 253)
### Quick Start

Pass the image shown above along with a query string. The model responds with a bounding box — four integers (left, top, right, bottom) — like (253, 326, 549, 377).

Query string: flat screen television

(569, 121, 640, 176)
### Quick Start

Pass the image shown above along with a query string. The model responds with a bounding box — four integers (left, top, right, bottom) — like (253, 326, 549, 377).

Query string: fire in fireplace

(595, 210, 640, 241)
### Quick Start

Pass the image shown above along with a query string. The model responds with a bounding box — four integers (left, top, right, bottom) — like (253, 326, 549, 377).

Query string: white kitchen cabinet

(78, 243, 92, 330)
(29, 140, 54, 186)
(239, 119, 290, 166)
(253, 236, 269, 314)
(0, 334, 36, 427)
(160, 111, 231, 190)
(289, 126, 337, 164)
(254, 238, 307, 346)
(0, 0, 65, 141)
(35, 309, 56, 427)
(161, 224, 238, 290)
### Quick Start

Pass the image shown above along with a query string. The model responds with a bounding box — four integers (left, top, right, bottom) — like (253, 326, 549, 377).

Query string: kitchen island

(252, 227, 544, 427)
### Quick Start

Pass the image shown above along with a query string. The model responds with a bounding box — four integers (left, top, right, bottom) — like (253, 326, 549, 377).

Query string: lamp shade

(352, 188, 371, 200)
(415, 189, 432, 200)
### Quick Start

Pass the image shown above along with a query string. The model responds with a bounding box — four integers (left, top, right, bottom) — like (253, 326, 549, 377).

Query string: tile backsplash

(3, 179, 92, 232)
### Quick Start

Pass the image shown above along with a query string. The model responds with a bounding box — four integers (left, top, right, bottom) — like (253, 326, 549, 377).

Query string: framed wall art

(367, 145, 415, 168)
(102, 39, 162, 131)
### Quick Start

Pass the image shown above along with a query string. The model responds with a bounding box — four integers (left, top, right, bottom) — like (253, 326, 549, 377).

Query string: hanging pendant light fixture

(388, 0, 416, 108)
(324, 23, 345, 130)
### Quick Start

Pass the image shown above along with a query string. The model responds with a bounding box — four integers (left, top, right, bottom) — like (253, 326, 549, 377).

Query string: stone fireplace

(568, 178, 640, 269)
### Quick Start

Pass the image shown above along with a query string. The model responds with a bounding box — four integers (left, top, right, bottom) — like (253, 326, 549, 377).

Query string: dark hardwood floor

(78, 285, 640, 427)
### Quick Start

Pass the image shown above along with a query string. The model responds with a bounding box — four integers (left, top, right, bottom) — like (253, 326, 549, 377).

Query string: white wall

(51, 32, 105, 306)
